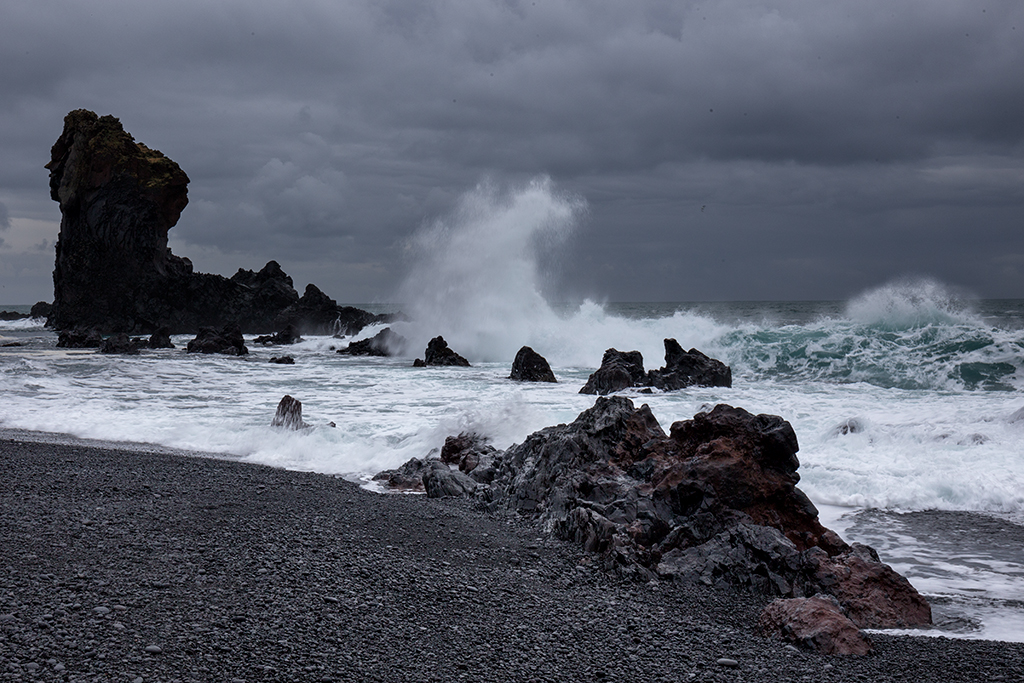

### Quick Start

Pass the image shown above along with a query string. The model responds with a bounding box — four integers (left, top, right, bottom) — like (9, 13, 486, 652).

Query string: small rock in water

(271, 394, 310, 430)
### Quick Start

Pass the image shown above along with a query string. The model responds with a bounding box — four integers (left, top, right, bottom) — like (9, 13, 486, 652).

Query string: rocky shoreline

(2, 437, 1022, 682)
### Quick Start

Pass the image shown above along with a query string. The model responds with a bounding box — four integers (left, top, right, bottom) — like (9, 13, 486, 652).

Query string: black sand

(1, 438, 1022, 682)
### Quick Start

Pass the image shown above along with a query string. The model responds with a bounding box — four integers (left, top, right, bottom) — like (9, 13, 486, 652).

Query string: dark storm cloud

(0, 0, 1021, 302)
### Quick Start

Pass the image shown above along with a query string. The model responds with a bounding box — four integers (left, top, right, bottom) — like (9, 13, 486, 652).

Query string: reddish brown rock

(801, 543, 933, 628)
(759, 596, 873, 655)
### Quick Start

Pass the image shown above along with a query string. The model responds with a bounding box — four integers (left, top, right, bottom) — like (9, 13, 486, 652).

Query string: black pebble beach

(1, 438, 1022, 682)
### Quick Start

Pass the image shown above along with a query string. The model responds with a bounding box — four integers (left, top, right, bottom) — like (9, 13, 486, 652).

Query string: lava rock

(509, 346, 557, 382)
(254, 324, 303, 346)
(147, 326, 175, 349)
(99, 333, 142, 355)
(270, 395, 309, 430)
(56, 328, 103, 348)
(759, 595, 873, 655)
(479, 396, 931, 628)
(44, 109, 383, 336)
(186, 325, 248, 355)
(440, 433, 498, 483)
(414, 336, 470, 367)
(579, 349, 646, 395)
(269, 356, 295, 364)
(338, 327, 407, 357)
(647, 339, 731, 389)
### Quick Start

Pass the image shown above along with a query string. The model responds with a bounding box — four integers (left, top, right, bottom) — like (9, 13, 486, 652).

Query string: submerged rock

(509, 346, 557, 382)
(413, 336, 470, 367)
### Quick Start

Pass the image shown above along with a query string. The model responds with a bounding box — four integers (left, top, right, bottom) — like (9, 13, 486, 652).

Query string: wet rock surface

(186, 325, 248, 356)
(473, 397, 929, 630)
(509, 346, 557, 382)
(270, 395, 309, 430)
(413, 336, 470, 367)
(580, 340, 731, 394)
(338, 327, 407, 357)
(1, 438, 1020, 682)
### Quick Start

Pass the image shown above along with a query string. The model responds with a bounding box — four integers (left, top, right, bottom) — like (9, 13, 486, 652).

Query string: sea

(2, 286, 1022, 643)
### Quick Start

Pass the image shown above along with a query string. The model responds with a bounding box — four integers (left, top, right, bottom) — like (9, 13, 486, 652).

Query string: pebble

(716, 658, 739, 668)
(144, 645, 163, 654)
(93, 606, 110, 615)
(134, 677, 144, 683)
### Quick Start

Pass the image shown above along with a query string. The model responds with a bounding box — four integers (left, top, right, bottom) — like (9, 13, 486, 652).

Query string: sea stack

(45, 109, 388, 335)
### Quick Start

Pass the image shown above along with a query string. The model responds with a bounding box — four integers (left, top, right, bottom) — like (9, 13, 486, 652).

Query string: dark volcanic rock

(186, 325, 248, 355)
(147, 326, 174, 349)
(580, 342, 731, 394)
(338, 327, 407, 357)
(759, 595, 873, 655)
(30, 301, 53, 319)
(56, 328, 103, 348)
(270, 395, 309, 430)
(274, 284, 389, 337)
(480, 396, 931, 629)
(509, 346, 557, 382)
(440, 432, 498, 483)
(579, 348, 646, 394)
(0, 310, 29, 321)
(414, 336, 471, 367)
(45, 109, 380, 335)
(254, 323, 303, 346)
(269, 356, 295, 364)
(647, 339, 731, 389)
(99, 332, 142, 355)
(371, 458, 431, 493)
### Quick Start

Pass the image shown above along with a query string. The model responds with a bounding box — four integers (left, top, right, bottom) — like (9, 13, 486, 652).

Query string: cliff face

(46, 110, 381, 335)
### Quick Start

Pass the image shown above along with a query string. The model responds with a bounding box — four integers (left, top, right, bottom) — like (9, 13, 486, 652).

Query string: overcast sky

(1, 0, 1022, 306)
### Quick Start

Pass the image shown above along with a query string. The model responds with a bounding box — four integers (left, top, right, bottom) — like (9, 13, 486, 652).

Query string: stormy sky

(1, 0, 1022, 305)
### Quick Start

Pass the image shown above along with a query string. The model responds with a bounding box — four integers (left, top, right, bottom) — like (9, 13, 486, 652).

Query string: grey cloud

(0, 0, 1021, 303)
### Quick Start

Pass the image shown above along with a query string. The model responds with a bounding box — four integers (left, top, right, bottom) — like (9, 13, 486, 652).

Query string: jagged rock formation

(375, 397, 932, 635)
(580, 340, 731, 395)
(509, 346, 557, 382)
(45, 109, 388, 335)
(337, 327, 407, 357)
(413, 336, 470, 367)
(186, 325, 248, 355)
(270, 395, 309, 430)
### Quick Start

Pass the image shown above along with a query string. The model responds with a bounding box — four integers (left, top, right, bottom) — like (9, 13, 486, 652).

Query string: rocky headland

(44, 110, 389, 336)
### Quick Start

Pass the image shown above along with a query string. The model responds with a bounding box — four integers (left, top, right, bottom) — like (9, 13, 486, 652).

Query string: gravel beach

(2, 438, 1022, 682)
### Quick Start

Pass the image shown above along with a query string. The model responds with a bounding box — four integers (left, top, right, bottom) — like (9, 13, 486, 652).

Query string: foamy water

(2, 179, 1023, 642)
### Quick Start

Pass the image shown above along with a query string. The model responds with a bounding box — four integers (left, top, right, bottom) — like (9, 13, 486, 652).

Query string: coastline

(2, 437, 1023, 681)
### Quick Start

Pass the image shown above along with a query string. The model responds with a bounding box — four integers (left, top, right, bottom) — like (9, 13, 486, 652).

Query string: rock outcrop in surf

(373, 397, 931, 643)
(412, 336, 470, 367)
(45, 109, 388, 335)
(579, 340, 731, 394)
(508, 346, 557, 382)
